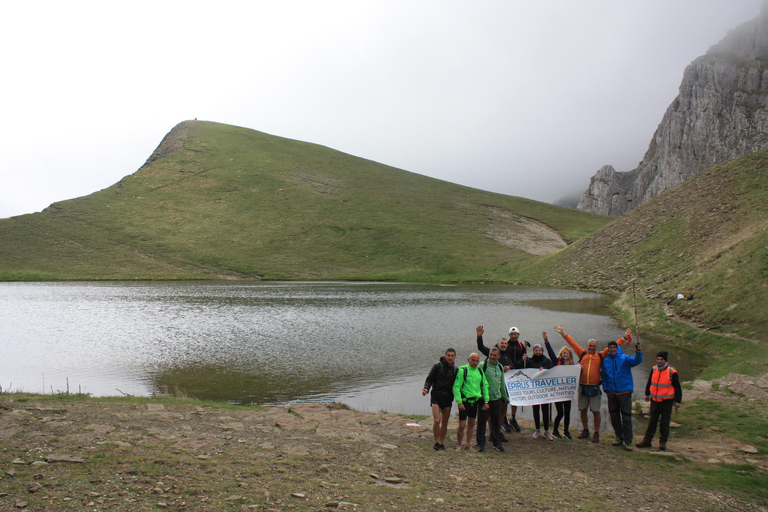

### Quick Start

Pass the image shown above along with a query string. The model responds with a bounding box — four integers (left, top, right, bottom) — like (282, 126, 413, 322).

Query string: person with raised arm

(543, 330, 575, 439)
(553, 325, 632, 444)
(518, 343, 554, 440)
(601, 338, 643, 451)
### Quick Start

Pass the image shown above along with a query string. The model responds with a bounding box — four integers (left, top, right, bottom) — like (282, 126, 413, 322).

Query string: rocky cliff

(578, 6, 768, 216)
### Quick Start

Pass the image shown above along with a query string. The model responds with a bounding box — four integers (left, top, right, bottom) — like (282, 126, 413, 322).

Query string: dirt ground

(1, 390, 766, 511)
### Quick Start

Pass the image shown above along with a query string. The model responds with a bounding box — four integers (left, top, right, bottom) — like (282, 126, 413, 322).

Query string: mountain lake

(0, 281, 696, 418)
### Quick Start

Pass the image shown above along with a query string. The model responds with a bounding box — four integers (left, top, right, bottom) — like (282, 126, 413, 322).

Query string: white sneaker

(532, 429, 541, 439)
(545, 431, 554, 441)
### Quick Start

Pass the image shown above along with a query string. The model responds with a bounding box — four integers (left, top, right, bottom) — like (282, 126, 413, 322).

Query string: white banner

(505, 365, 580, 406)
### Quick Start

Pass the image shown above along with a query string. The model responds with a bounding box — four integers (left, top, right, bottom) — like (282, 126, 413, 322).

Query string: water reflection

(0, 282, 696, 416)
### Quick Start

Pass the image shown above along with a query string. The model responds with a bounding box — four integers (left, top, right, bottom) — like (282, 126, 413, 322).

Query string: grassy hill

(509, 149, 768, 341)
(0, 120, 611, 281)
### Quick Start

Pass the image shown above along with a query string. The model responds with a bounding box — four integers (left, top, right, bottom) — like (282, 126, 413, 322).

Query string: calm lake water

(0, 282, 693, 416)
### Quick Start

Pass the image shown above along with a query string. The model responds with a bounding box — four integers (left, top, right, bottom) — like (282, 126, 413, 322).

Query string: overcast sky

(1, 0, 763, 218)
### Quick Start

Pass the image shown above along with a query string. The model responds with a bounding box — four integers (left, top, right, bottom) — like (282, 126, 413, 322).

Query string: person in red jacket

(636, 351, 682, 451)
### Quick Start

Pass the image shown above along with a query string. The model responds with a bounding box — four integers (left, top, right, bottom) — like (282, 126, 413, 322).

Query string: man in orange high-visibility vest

(636, 351, 682, 451)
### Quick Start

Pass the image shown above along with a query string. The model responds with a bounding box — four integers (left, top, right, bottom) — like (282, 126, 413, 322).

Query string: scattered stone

(27, 482, 43, 493)
(325, 501, 359, 508)
(30, 461, 48, 467)
(157, 502, 167, 508)
(44, 454, 86, 464)
(384, 476, 403, 484)
(691, 380, 712, 391)
(6, 470, 16, 477)
(669, 422, 681, 428)
(12, 458, 27, 465)
(96, 440, 132, 447)
(707, 458, 720, 464)
(379, 444, 398, 450)
(14, 500, 27, 508)
(369, 473, 379, 480)
(174, 438, 215, 452)
(146, 404, 166, 412)
(742, 445, 759, 454)
(33, 474, 44, 480)
(291, 492, 306, 498)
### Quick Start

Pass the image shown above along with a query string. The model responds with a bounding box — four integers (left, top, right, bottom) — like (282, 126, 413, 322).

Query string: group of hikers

(422, 324, 682, 453)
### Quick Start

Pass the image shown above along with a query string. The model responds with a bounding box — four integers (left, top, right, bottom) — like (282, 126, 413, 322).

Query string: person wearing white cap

(503, 326, 527, 433)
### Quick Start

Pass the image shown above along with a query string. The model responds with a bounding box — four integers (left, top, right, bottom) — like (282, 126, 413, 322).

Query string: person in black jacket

(506, 326, 528, 432)
(519, 344, 554, 440)
(422, 348, 458, 450)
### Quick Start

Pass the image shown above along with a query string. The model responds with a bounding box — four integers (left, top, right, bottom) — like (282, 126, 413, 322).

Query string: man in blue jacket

(601, 339, 642, 451)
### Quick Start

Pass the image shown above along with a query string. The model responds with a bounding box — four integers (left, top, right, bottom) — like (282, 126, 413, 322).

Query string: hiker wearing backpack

(518, 344, 554, 440)
(636, 351, 682, 451)
(452, 352, 490, 451)
(475, 347, 510, 452)
(422, 348, 459, 451)
(601, 339, 643, 451)
(554, 325, 632, 444)
(476, 325, 512, 440)
(505, 326, 528, 433)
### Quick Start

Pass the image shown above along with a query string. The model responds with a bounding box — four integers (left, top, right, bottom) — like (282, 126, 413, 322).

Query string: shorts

(578, 391, 601, 413)
(430, 395, 453, 410)
(458, 399, 482, 420)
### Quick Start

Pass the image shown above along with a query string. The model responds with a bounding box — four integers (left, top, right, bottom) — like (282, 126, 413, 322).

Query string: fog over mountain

(0, 1, 763, 219)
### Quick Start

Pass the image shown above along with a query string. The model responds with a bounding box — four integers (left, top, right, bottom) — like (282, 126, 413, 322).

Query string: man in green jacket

(476, 347, 510, 452)
(453, 352, 489, 451)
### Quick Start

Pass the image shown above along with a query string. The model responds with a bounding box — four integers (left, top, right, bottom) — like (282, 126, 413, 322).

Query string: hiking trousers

(477, 399, 503, 449)
(643, 399, 674, 443)
(606, 391, 634, 443)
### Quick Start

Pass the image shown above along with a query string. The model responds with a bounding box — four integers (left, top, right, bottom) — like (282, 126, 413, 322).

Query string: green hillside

(0, 120, 610, 281)
(510, 149, 768, 340)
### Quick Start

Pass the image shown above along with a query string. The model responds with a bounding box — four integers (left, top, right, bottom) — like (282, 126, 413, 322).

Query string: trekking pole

(632, 282, 640, 346)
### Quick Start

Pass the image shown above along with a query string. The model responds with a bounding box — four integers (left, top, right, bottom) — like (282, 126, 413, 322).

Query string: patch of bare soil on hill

(483, 206, 567, 255)
(1, 395, 765, 511)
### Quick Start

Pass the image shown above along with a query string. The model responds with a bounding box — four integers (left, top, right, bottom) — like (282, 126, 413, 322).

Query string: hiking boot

(510, 418, 521, 432)
(545, 431, 554, 441)
(502, 417, 513, 433)
(552, 429, 562, 439)
(563, 431, 573, 439)
(635, 438, 652, 449)
(475, 445, 485, 452)
(532, 429, 541, 439)
(493, 445, 504, 452)
(500, 433, 509, 443)
(577, 429, 590, 440)
(624, 443, 633, 452)
(591, 432, 600, 444)
(612, 437, 624, 446)
(433, 442, 441, 450)
(659, 441, 667, 451)
(438, 444, 446, 451)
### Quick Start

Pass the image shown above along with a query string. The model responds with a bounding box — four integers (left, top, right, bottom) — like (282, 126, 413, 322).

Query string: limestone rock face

(578, 7, 768, 216)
